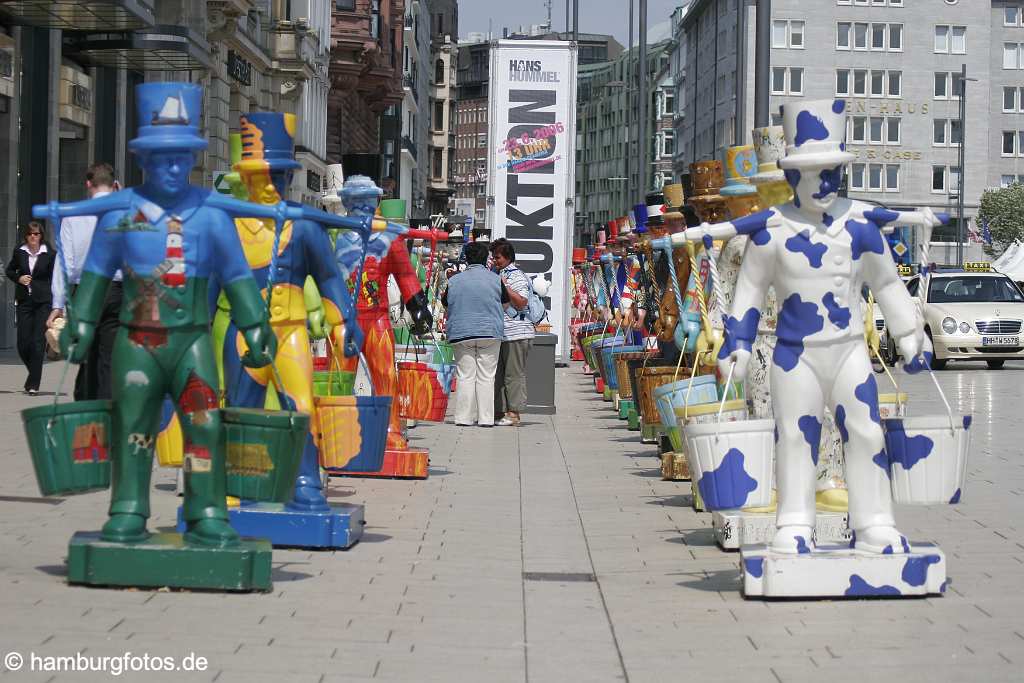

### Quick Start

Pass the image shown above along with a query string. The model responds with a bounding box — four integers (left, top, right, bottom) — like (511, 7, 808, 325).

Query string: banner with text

(486, 40, 577, 361)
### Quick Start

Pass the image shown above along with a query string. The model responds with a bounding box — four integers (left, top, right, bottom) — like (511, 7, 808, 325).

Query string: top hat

(129, 82, 207, 153)
(749, 126, 786, 184)
(663, 183, 685, 209)
(778, 99, 856, 170)
(322, 163, 345, 208)
(720, 145, 758, 197)
(689, 160, 725, 199)
(379, 198, 407, 221)
(607, 219, 619, 241)
(235, 112, 302, 173)
(632, 203, 649, 233)
(616, 216, 632, 240)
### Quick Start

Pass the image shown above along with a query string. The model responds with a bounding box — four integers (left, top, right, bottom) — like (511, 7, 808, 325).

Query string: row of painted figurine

(29, 82, 444, 590)
(568, 97, 967, 598)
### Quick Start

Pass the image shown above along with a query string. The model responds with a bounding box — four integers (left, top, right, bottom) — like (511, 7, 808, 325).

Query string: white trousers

(771, 337, 895, 533)
(452, 338, 501, 426)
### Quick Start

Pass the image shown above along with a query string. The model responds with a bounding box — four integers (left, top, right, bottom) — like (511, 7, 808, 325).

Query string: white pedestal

(741, 543, 947, 598)
(712, 510, 850, 551)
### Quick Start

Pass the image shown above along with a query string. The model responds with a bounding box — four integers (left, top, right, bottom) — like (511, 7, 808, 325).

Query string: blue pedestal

(176, 502, 365, 549)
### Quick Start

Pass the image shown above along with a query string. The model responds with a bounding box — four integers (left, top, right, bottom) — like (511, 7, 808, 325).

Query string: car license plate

(982, 336, 1019, 346)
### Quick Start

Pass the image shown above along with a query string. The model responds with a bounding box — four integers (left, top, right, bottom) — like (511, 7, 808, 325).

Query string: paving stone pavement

(1, 353, 1023, 682)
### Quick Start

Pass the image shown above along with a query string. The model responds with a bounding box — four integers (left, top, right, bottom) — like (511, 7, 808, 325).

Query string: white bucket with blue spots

(683, 418, 775, 511)
(883, 415, 971, 505)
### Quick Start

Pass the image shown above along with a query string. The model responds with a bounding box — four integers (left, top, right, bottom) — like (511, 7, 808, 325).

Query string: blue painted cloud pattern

(822, 293, 851, 329)
(719, 307, 761, 360)
(794, 111, 830, 147)
(901, 555, 941, 587)
(784, 230, 827, 268)
(798, 415, 823, 466)
(813, 166, 843, 200)
(845, 575, 902, 596)
(731, 209, 774, 246)
(855, 374, 881, 424)
(743, 557, 764, 578)
(883, 419, 936, 470)
(696, 448, 759, 511)
(774, 294, 824, 371)
(845, 218, 886, 260)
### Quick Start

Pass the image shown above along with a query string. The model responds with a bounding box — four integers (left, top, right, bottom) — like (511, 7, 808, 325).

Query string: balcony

(0, 0, 155, 31)
(402, 135, 418, 161)
(403, 74, 419, 104)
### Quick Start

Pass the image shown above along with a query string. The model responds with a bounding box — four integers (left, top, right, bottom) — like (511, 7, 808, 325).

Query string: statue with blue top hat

(58, 83, 279, 550)
(676, 99, 945, 556)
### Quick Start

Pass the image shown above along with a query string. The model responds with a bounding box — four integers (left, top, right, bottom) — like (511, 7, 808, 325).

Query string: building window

(771, 67, 803, 95)
(853, 69, 867, 96)
(433, 100, 444, 130)
(791, 21, 804, 47)
(772, 20, 788, 48)
(950, 119, 962, 145)
(868, 163, 882, 191)
(871, 23, 886, 50)
(854, 22, 868, 50)
(1001, 174, 1024, 187)
(850, 163, 865, 190)
(932, 165, 946, 193)
(773, 19, 804, 48)
(1004, 131, 1019, 156)
(335, 0, 355, 9)
(888, 71, 902, 96)
(771, 67, 786, 94)
(889, 24, 902, 51)
(1004, 86, 1018, 112)
(662, 131, 675, 157)
(935, 25, 966, 54)
(435, 59, 445, 85)
(1007, 7, 1022, 26)
(869, 116, 884, 144)
(1005, 43, 1024, 69)
(887, 117, 901, 144)
(933, 119, 947, 145)
(837, 22, 851, 49)
(885, 164, 899, 192)
(790, 67, 803, 94)
(870, 70, 884, 97)
(836, 69, 850, 96)
(851, 116, 867, 143)
(478, 133, 486, 148)
(664, 90, 675, 115)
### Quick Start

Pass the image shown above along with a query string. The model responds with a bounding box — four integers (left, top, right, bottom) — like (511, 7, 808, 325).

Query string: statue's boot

(101, 513, 149, 543)
(769, 524, 815, 554)
(853, 525, 909, 554)
(184, 518, 240, 548)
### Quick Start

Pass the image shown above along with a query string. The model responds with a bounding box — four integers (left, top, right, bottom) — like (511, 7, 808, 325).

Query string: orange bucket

(397, 361, 450, 422)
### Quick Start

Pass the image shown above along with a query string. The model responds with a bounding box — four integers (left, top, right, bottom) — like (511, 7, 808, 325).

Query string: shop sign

(306, 170, 322, 193)
(71, 84, 91, 111)
(227, 50, 252, 86)
(844, 99, 929, 116)
(849, 148, 923, 162)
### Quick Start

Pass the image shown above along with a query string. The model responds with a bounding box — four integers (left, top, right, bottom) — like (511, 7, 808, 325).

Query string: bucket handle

(869, 344, 903, 406)
(921, 356, 957, 436)
(681, 350, 703, 419)
(713, 361, 737, 444)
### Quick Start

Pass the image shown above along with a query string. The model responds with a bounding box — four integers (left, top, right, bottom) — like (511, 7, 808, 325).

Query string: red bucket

(397, 361, 450, 422)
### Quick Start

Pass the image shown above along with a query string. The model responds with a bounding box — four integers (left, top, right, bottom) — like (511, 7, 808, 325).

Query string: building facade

(675, 0, 1022, 245)
(426, 0, 458, 217)
(400, 0, 430, 219)
(575, 40, 674, 242)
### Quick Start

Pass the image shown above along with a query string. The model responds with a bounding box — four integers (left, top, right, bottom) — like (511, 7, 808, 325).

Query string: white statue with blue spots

(672, 99, 945, 556)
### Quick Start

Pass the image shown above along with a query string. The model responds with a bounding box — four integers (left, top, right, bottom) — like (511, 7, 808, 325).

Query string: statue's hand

(308, 307, 328, 340)
(719, 348, 751, 383)
(60, 321, 94, 365)
(343, 319, 364, 358)
(240, 323, 277, 368)
(918, 206, 943, 228)
(897, 332, 923, 365)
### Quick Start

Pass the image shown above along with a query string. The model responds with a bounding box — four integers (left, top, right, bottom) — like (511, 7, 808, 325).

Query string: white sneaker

(496, 416, 520, 427)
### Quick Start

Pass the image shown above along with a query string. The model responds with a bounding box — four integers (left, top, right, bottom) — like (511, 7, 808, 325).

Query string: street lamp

(955, 64, 979, 266)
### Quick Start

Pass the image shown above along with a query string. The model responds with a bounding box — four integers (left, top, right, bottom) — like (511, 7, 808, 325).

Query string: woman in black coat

(5, 221, 55, 394)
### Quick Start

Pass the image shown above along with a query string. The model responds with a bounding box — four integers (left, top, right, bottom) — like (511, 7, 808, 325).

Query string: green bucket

(22, 400, 113, 496)
(224, 407, 309, 503)
(313, 370, 355, 397)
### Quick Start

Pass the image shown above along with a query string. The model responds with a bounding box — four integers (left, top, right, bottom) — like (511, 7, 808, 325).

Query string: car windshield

(928, 276, 1024, 303)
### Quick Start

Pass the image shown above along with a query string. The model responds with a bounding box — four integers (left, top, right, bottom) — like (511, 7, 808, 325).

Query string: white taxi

(907, 264, 1024, 369)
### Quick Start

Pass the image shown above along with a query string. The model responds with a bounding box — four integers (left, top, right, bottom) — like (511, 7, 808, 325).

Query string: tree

(980, 183, 1024, 258)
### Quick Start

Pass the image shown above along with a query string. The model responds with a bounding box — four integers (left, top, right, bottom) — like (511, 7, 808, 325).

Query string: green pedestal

(67, 532, 272, 592)
(618, 399, 634, 420)
(602, 387, 613, 402)
(627, 409, 640, 431)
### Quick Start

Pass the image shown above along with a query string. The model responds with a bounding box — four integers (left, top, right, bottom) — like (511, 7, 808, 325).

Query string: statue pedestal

(626, 409, 640, 431)
(67, 532, 272, 591)
(338, 448, 429, 479)
(174, 503, 365, 549)
(618, 399, 633, 420)
(741, 543, 947, 598)
(660, 452, 690, 481)
(712, 510, 849, 551)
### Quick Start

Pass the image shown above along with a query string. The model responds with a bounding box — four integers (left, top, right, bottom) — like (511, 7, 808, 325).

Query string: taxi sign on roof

(963, 261, 991, 272)
(897, 264, 913, 277)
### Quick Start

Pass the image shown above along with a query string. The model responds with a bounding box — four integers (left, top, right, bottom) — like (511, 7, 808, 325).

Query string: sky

(458, 0, 686, 48)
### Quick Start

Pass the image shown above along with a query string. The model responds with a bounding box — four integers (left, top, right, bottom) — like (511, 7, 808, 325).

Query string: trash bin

(524, 332, 557, 415)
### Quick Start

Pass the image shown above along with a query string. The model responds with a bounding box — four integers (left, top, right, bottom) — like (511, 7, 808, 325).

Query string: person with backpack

(489, 238, 536, 427)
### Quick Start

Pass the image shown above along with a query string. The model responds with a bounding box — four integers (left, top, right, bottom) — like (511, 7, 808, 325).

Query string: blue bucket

(652, 374, 719, 430)
(319, 395, 392, 473)
(591, 337, 627, 385)
(604, 346, 644, 390)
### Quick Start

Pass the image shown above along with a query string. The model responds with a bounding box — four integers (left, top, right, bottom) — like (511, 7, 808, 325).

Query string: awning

(0, 0, 154, 31)
(64, 25, 211, 71)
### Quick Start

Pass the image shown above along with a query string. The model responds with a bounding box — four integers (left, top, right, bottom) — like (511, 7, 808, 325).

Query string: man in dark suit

(6, 221, 55, 393)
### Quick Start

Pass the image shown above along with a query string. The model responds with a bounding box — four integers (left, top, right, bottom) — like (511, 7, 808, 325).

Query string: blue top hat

(129, 82, 207, 153)
(633, 203, 649, 233)
(235, 112, 302, 173)
(340, 175, 383, 215)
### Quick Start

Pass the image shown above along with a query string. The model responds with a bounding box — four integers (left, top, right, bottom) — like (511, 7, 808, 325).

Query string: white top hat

(322, 163, 345, 207)
(778, 99, 856, 170)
